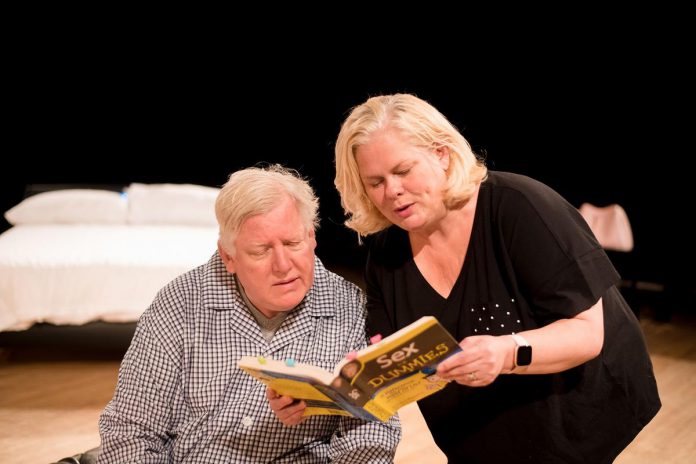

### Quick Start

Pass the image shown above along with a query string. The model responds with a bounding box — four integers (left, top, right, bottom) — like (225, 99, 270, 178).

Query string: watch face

(517, 345, 532, 366)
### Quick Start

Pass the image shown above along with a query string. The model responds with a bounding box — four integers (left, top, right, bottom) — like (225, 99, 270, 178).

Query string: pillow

(126, 183, 219, 226)
(4, 189, 128, 225)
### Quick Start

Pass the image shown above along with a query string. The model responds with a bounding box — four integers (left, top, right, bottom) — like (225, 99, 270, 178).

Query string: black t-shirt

(365, 171, 660, 464)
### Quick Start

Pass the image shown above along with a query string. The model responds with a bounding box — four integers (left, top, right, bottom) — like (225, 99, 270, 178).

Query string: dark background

(2, 28, 693, 313)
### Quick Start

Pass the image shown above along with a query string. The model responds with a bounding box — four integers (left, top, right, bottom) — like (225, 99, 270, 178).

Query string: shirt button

(241, 416, 254, 427)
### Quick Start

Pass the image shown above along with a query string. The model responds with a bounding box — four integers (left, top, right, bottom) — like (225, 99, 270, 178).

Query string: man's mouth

(275, 277, 298, 286)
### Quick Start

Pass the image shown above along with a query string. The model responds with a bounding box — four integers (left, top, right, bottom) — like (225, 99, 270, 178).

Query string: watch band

(510, 333, 530, 348)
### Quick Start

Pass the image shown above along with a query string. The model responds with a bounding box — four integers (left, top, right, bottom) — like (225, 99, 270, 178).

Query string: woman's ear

(435, 146, 450, 171)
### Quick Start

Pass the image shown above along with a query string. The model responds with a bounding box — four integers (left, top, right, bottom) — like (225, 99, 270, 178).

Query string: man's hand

(266, 387, 307, 426)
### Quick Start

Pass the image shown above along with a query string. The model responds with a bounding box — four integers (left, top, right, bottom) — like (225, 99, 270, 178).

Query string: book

(237, 316, 461, 422)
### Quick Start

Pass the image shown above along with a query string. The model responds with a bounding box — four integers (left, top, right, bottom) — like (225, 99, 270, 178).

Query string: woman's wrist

(500, 335, 518, 374)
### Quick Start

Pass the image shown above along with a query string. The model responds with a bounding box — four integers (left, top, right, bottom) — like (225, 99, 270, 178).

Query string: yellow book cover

(237, 316, 461, 422)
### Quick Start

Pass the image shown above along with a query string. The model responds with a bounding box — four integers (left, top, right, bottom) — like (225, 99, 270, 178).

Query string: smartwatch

(511, 333, 532, 367)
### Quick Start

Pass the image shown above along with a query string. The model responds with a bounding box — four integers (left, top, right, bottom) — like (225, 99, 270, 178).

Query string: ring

(468, 372, 478, 382)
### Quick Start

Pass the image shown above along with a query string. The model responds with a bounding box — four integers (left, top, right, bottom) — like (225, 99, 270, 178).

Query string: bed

(0, 183, 220, 331)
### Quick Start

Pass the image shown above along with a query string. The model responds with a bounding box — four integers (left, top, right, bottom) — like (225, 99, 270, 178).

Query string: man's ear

(217, 240, 236, 274)
(307, 228, 317, 251)
(435, 146, 450, 171)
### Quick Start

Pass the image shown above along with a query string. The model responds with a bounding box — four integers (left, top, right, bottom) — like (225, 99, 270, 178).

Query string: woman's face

(355, 128, 450, 233)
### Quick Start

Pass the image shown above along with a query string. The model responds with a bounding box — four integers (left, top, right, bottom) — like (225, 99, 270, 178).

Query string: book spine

(312, 384, 379, 422)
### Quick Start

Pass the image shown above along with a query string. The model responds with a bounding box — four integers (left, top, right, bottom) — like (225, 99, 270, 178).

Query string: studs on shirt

(468, 298, 521, 335)
(241, 416, 254, 427)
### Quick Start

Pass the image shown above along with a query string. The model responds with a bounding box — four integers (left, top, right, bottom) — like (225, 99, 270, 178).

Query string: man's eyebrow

(246, 243, 271, 249)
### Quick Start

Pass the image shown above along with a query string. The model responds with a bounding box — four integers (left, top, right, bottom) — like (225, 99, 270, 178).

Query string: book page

(238, 356, 384, 420)
(239, 356, 335, 385)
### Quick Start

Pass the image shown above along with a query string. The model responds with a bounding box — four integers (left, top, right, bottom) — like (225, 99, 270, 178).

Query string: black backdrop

(2, 42, 693, 309)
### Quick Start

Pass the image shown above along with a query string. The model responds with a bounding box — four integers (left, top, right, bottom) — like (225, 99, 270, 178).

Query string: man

(98, 165, 400, 463)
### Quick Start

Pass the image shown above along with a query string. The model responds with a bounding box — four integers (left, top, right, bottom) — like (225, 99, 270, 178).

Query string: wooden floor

(1, 309, 695, 463)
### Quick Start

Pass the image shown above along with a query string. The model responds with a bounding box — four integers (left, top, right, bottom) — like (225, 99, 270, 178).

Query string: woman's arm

(437, 298, 604, 386)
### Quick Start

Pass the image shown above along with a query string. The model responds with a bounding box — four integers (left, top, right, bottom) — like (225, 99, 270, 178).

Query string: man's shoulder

(140, 253, 229, 334)
(311, 258, 366, 322)
(315, 258, 364, 296)
(149, 252, 223, 314)
(158, 259, 208, 297)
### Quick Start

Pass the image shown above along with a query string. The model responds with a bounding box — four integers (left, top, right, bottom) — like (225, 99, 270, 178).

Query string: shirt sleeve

(495, 178, 620, 322)
(98, 287, 185, 463)
(329, 285, 401, 462)
(329, 416, 401, 463)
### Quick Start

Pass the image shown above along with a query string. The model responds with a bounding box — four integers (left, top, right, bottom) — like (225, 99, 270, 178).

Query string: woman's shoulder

(485, 171, 557, 197)
(484, 170, 571, 212)
(366, 226, 411, 269)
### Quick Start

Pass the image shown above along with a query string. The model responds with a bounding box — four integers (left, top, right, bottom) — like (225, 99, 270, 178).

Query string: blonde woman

(331, 93, 660, 463)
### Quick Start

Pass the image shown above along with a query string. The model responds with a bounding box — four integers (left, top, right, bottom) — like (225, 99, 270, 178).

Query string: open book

(238, 316, 461, 422)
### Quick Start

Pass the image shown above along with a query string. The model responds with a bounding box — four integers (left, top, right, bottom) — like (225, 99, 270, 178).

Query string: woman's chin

(396, 216, 425, 232)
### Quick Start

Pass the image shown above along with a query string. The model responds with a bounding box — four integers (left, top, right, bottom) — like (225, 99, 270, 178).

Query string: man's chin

(271, 290, 306, 309)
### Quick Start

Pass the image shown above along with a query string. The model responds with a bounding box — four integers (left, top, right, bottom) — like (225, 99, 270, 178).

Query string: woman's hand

(436, 335, 514, 386)
(266, 387, 307, 426)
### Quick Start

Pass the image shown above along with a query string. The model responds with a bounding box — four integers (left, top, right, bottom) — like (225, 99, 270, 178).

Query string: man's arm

(329, 415, 401, 463)
(98, 301, 182, 463)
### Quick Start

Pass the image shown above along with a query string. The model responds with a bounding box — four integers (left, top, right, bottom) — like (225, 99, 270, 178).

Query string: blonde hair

(334, 93, 487, 236)
(216, 164, 319, 248)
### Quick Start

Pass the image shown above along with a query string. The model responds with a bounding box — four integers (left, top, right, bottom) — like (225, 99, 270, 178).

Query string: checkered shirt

(98, 252, 400, 463)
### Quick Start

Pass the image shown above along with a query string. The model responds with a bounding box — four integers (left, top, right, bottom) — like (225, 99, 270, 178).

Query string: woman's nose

(384, 178, 403, 198)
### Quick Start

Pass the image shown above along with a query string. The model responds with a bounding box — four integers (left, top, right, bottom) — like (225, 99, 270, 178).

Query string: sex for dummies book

(238, 316, 461, 422)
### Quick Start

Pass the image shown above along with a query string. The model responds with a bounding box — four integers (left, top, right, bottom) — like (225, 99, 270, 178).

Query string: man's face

(218, 196, 316, 318)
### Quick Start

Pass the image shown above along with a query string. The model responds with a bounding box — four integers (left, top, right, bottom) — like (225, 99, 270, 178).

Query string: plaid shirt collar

(199, 252, 335, 342)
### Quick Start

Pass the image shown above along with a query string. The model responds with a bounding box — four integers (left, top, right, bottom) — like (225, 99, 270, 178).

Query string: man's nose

(272, 247, 292, 274)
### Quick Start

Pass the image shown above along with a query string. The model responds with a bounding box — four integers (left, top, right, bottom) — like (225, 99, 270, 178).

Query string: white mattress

(0, 224, 219, 331)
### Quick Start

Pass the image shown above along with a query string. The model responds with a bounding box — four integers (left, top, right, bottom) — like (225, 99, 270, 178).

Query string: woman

(333, 94, 660, 463)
